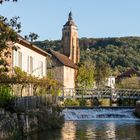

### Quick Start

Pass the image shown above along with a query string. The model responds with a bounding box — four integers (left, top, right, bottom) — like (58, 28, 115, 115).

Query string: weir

(62, 107, 140, 121)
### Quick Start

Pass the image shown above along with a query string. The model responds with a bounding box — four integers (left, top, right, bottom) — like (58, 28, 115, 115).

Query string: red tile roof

(49, 49, 77, 69)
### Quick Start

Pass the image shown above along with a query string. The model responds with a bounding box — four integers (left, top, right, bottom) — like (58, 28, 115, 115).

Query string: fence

(13, 94, 57, 110)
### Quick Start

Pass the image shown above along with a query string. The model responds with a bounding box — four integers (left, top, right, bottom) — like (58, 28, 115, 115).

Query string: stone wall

(0, 111, 19, 140)
(0, 106, 64, 140)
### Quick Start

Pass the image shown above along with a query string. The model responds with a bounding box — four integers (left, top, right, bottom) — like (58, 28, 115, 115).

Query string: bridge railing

(60, 88, 140, 99)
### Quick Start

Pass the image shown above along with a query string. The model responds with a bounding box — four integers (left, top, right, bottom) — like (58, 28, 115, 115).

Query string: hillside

(34, 36, 140, 72)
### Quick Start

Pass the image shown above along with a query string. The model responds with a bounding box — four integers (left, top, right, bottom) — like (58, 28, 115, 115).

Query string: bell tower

(61, 12, 80, 64)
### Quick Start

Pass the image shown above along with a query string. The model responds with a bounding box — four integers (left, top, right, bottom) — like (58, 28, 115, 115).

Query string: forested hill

(34, 36, 140, 72)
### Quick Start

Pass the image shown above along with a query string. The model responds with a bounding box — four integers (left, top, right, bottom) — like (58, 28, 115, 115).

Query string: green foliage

(64, 98, 79, 106)
(35, 106, 64, 130)
(0, 67, 62, 99)
(0, 0, 17, 4)
(47, 69, 54, 79)
(0, 16, 21, 75)
(34, 40, 61, 51)
(95, 62, 111, 87)
(35, 37, 140, 73)
(76, 60, 95, 88)
(80, 37, 140, 73)
(116, 77, 140, 89)
(78, 98, 87, 106)
(25, 32, 39, 43)
(0, 85, 13, 107)
(63, 98, 94, 107)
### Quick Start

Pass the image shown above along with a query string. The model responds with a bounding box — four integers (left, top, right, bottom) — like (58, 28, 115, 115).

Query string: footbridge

(59, 88, 140, 100)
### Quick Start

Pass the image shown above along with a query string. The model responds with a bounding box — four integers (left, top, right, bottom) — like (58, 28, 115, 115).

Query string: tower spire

(61, 11, 80, 64)
(68, 11, 73, 21)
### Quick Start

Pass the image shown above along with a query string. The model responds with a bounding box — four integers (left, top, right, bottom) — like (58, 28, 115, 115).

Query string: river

(25, 120, 140, 140)
(25, 108, 140, 140)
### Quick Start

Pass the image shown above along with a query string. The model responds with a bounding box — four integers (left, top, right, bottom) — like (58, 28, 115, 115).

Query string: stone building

(49, 12, 80, 89)
(61, 11, 80, 64)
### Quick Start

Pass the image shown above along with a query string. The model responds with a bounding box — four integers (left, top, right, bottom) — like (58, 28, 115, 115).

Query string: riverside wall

(0, 106, 64, 140)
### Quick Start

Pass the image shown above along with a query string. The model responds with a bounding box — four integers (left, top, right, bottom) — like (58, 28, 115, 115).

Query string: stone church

(48, 12, 80, 89)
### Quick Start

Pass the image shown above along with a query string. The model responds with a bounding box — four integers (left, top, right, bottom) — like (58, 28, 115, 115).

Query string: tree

(116, 76, 140, 89)
(76, 60, 95, 88)
(95, 62, 111, 87)
(0, 0, 17, 4)
(0, 16, 21, 74)
(25, 32, 39, 43)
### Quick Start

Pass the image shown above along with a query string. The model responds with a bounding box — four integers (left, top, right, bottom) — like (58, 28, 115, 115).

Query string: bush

(116, 77, 140, 89)
(64, 98, 79, 106)
(78, 98, 87, 106)
(0, 85, 13, 108)
(35, 105, 64, 130)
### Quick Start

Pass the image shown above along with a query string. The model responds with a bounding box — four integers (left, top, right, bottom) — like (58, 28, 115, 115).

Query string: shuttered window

(38, 61, 43, 77)
(30, 56, 33, 74)
(18, 51, 22, 69)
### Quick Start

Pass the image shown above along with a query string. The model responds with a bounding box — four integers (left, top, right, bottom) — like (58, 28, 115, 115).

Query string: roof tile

(49, 49, 77, 69)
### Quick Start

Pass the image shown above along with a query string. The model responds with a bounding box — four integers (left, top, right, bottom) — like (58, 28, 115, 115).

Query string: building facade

(48, 49, 77, 89)
(12, 36, 50, 77)
(4, 36, 50, 78)
(49, 12, 80, 90)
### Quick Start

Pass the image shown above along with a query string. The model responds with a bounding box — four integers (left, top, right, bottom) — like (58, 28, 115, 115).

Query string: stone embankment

(0, 110, 19, 139)
(0, 106, 64, 140)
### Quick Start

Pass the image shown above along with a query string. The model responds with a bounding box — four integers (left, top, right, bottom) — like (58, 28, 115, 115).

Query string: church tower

(61, 12, 80, 64)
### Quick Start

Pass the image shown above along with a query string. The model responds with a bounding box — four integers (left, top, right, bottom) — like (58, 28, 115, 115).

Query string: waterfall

(62, 108, 140, 121)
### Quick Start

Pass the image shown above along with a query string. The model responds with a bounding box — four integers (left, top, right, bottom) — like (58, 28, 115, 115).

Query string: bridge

(59, 88, 140, 100)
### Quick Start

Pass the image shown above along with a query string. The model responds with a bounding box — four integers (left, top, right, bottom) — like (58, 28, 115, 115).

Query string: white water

(63, 108, 140, 121)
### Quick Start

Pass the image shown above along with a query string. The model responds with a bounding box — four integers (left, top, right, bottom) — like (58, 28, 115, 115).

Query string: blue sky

(0, 0, 140, 40)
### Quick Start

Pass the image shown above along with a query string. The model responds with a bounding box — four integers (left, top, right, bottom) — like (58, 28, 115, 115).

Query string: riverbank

(0, 105, 64, 140)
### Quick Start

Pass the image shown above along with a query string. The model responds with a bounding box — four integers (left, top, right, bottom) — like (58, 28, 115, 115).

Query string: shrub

(64, 98, 79, 106)
(78, 98, 87, 106)
(0, 85, 13, 108)
(35, 105, 64, 130)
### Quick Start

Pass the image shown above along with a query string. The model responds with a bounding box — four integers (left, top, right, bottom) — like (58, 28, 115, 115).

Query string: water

(25, 108, 140, 140)
(63, 108, 139, 121)
(25, 120, 140, 140)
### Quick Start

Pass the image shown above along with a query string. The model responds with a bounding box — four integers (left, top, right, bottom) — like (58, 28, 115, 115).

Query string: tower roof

(64, 11, 76, 27)
(68, 11, 73, 21)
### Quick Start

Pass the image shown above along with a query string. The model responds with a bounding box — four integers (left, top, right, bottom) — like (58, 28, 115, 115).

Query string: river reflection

(25, 120, 140, 140)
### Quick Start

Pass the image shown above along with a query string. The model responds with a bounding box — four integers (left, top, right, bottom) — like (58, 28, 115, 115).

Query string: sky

(0, 0, 140, 41)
